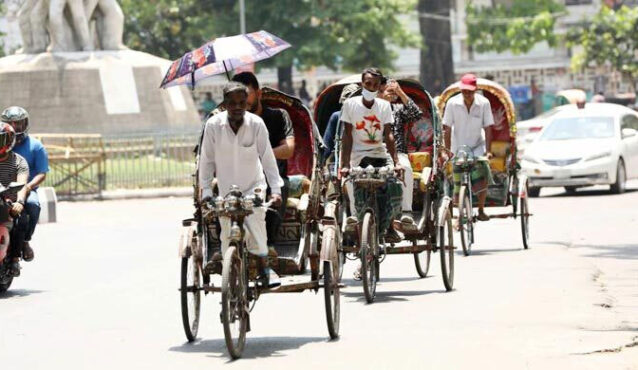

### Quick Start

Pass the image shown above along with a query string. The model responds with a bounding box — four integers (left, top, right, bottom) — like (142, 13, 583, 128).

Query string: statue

(16, 0, 126, 53)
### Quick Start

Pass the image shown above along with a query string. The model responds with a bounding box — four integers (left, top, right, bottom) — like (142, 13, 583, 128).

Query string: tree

(465, 0, 564, 55)
(120, 0, 219, 60)
(121, 0, 418, 90)
(418, 0, 454, 95)
(567, 5, 638, 93)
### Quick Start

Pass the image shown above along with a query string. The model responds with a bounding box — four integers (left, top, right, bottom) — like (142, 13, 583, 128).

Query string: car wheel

(528, 187, 541, 198)
(564, 186, 578, 195)
(610, 160, 626, 194)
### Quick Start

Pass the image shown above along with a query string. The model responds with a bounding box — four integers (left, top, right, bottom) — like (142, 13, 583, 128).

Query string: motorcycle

(0, 182, 26, 293)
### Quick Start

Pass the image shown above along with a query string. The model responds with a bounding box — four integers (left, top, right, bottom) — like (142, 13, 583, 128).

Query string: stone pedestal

(0, 50, 200, 134)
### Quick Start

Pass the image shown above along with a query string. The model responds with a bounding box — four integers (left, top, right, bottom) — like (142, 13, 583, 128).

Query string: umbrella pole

(223, 61, 231, 81)
(190, 71, 195, 90)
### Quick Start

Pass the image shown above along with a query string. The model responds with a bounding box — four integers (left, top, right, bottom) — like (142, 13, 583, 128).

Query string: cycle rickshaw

(178, 88, 340, 359)
(437, 78, 531, 255)
(314, 77, 455, 303)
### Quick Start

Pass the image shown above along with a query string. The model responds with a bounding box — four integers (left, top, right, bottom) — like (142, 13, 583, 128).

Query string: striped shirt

(0, 153, 29, 202)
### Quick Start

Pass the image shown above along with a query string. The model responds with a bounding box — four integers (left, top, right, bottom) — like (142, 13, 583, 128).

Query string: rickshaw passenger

(379, 79, 423, 227)
(442, 74, 495, 221)
(199, 82, 283, 288)
(340, 68, 403, 244)
(232, 72, 295, 248)
(321, 83, 360, 162)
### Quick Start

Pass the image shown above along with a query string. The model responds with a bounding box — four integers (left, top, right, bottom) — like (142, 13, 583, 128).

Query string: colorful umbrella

(160, 30, 291, 89)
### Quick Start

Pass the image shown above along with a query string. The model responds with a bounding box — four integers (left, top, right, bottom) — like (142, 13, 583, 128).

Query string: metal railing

(35, 132, 199, 197)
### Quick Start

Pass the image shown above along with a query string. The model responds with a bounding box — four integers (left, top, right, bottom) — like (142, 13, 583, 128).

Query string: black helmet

(0, 123, 16, 155)
(1, 106, 29, 143)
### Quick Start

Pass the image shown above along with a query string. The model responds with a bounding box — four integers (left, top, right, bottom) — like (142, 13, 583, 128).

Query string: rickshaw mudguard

(178, 223, 198, 258)
(436, 196, 453, 226)
(517, 174, 529, 199)
(319, 201, 339, 265)
(418, 167, 433, 192)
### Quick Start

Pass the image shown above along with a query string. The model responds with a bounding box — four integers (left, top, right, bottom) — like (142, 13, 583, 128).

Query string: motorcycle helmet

(0, 123, 16, 155)
(0, 106, 29, 143)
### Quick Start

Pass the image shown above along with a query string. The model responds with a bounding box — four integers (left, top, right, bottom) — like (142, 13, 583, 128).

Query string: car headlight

(522, 155, 539, 164)
(585, 151, 612, 162)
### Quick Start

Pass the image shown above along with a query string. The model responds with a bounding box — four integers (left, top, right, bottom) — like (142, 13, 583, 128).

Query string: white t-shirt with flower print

(341, 96, 394, 166)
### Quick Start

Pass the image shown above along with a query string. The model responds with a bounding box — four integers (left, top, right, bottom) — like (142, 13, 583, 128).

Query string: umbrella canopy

(160, 30, 291, 89)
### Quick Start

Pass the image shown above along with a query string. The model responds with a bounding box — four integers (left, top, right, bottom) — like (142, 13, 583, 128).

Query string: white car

(521, 103, 638, 196)
(517, 105, 576, 155)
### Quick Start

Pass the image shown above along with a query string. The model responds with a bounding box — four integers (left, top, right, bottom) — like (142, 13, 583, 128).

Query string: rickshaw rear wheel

(221, 246, 248, 359)
(414, 250, 431, 278)
(360, 212, 378, 304)
(458, 185, 474, 256)
(520, 195, 530, 250)
(439, 206, 455, 291)
(323, 261, 340, 339)
(180, 252, 201, 342)
(415, 190, 432, 278)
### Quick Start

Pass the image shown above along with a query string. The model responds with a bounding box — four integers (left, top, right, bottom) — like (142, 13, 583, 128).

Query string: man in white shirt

(443, 74, 495, 221)
(340, 68, 404, 279)
(199, 82, 284, 287)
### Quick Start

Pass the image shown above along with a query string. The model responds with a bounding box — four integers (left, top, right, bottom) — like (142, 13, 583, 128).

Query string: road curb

(59, 187, 193, 202)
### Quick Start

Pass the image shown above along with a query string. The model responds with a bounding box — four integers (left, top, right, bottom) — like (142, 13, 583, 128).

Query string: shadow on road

(169, 336, 329, 360)
(572, 243, 638, 260)
(0, 289, 46, 299)
(464, 248, 523, 256)
(342, 289, 444, 303)
(543, 188, 638, 198)
(341, 276, 422, 285)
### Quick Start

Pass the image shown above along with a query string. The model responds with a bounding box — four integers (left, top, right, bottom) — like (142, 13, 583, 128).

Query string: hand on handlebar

(340, 167, 350, 177)
(10, 202, 23, 217)
(394, 164, 405, 181)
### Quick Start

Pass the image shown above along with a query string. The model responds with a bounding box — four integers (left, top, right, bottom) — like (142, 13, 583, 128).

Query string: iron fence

(37, 132, 200, 197)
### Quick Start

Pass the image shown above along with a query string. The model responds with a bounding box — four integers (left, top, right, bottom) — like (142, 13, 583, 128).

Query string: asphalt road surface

(2, 182, 637, 369)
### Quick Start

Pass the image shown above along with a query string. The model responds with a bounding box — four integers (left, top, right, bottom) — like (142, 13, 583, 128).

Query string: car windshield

(540, 116, 615, 141)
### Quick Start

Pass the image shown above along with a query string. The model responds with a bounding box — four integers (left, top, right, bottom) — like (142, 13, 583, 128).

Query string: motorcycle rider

(0, 123, 30, 277)
(1, 107, 49, 263)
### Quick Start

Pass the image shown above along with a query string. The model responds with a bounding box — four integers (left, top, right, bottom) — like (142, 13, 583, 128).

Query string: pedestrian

(200, 92, 218, 116)
(298, 80, 311, 106)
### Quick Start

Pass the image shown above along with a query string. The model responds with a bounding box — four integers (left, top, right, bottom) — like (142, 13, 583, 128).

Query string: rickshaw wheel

(360, 212, 378, 303)
(323, 261, 340, 339)
(439, 206, 455, 291)
(221, 246, 248, 359)
(458, 185, 474, 256)
(180, 252, 201, 342)
(414, 250, 431, 278)
(520, 195, 530, 250)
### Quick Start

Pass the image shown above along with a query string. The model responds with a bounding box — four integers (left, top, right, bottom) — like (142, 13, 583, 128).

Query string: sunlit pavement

(1, 181, 637, 369)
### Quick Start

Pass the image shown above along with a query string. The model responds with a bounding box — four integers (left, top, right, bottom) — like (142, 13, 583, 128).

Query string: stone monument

(0, 0, 199, 134)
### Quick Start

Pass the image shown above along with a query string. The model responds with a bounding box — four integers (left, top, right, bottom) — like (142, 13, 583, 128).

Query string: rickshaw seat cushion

(491, 141, 510, 158)
(288, 174, 310, 198)
(408, 152, 432, 172)
(490, 157, 506, 173)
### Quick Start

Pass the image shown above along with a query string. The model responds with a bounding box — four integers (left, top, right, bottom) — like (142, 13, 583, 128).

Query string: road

(1, 183, 637, 369)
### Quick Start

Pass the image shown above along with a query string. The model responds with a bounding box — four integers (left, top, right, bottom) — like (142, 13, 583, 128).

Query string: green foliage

(120, 0, 219, 60)
(567, 6, 638, 85)
(121, 0, 418, 74)
(466, 0, 564, 54)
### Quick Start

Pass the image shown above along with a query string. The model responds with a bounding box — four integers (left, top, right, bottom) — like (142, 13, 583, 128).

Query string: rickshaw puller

(442, 74, 495, 221)
(340, 68, 403, 280)
(199, 82, 284, 288)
